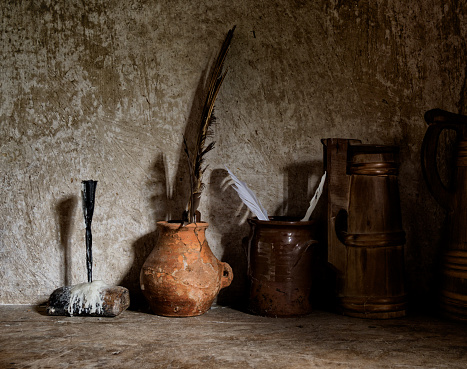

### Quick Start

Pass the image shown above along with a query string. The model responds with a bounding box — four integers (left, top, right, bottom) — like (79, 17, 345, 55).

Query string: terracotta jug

(323, 138, 407, 319)
(140, 221, 233, 317)
(246, 216, 318, 317)
(421, 108, 467, 321)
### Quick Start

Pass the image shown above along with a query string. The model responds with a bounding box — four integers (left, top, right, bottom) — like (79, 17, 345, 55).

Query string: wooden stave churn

(335, 144, 408, 319)
(140, 221, 233, 317)
(247, 216, 318, 317)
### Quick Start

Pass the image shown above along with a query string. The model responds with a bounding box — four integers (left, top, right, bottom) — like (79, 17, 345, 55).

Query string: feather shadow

(208, 168, 250, 311)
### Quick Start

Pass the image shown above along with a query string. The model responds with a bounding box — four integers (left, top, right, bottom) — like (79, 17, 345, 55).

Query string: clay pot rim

(157, 220, 209, 229)
(248, 216, 316, 226)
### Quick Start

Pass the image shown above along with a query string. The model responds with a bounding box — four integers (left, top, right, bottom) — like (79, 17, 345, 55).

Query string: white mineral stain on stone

(68, 280, 108, 316)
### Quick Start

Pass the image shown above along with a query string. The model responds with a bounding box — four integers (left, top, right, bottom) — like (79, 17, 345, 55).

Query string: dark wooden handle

(334, 209, 348, 245)
(425, 108, 467, 126)
(421, 119, 454, 209)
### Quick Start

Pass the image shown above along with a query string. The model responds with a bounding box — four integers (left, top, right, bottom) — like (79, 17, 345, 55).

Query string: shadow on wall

(277, 161, 331, 311)
(55, 195, 78, 287)
(119, 61, 214, 310)
(208, 168, 250, 311)
(119, 154, 170, 310)
(209, 162, 331, 311)
(275, 161, 326, 219)
(404, 128, 457, 314)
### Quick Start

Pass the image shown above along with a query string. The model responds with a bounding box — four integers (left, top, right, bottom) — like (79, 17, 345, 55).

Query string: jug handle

(334, 208, 349, 244)
(220, 262, 233, 289)
(291, 240, 319, 268)
(421, 109, 462, 209)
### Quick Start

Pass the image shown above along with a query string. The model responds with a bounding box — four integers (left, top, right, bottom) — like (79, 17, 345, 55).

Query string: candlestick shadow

(55, 196, 78, 287)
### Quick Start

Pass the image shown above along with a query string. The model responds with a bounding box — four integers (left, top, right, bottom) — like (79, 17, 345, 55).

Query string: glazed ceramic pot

(140, 221, 233, 317)
(246, 216, 318, 317)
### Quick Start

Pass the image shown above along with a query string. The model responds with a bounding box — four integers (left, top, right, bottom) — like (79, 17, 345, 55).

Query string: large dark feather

(185, 26, 236, 223)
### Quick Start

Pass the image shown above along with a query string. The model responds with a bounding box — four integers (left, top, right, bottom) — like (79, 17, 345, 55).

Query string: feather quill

(301, 171, 327, 221)
(225, 166, 269, 221)
(185, 26, 236, 223)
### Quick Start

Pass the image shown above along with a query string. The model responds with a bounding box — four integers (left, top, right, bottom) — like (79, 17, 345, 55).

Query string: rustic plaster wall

(1, 0, 466, 309)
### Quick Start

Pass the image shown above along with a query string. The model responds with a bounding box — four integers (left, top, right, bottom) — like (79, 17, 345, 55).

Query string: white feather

(301, 171, 327, 221)
(225, 166, 269, 221)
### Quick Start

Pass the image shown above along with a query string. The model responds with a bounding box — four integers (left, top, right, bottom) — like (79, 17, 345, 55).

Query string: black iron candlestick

(47, 179, 130, 317)
(82, 180, 97, 283)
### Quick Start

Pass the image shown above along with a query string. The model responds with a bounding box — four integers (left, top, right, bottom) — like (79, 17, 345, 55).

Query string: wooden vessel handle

(425, 108, 467, 125)
(334, 209, 348, 245)
(421, 109, 460, 209)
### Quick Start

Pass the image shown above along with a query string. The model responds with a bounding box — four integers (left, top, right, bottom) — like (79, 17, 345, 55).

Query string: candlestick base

(47, 281, 130, 317)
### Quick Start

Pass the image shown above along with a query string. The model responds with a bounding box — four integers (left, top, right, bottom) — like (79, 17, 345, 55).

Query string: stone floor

(0, 304, 466, 368)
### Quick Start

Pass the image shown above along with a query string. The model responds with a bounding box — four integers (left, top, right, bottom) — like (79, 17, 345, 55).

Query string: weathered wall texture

(1, 0, 466, 308)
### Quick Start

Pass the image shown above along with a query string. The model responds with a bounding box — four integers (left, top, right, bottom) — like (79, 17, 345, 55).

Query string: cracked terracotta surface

(140, 221, 233, 316)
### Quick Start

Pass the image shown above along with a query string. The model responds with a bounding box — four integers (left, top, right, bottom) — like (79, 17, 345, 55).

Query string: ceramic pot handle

(220, 262, 233, 289)
(421, 109, 463, 209)
(291, 240, 319, 268)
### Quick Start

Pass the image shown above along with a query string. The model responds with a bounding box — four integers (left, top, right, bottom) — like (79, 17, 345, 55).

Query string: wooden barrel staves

(421, 109, 467, 321)
(440, 139, 467, 320)
(330, 142, 407, 319)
